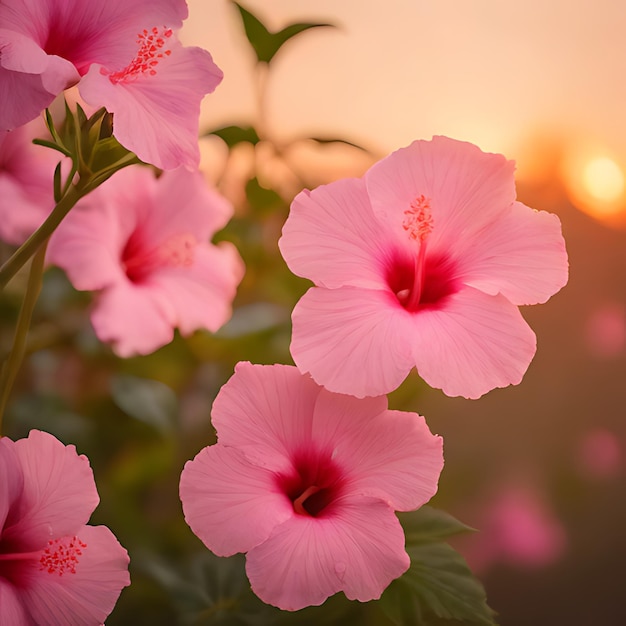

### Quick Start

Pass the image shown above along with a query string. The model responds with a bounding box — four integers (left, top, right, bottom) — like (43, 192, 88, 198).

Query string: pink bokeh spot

(584, 304, 626, 359)
(463, 486, 567, 574)
(0, 0, 222, 169)
(47, 165, 244, 357)
(577, 428, 622, 479)
(0, 430, 130, 625)
(180, 362, 444, 611)
(279, 136, 569, 399)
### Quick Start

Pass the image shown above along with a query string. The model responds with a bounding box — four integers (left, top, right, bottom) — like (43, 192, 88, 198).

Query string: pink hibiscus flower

(0, 0, 222, 169)
(0, 118, 61, 246)
(279, 136, 569, 399)
(179, 362, 444, 611)
(0, 430, 130, 624)
(47, 165, 244, 357)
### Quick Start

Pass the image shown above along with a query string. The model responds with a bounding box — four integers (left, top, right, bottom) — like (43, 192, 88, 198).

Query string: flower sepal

(38, 101, 140, 192)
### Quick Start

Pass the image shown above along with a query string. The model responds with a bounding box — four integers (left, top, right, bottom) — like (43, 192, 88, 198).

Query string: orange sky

(181, 0, 626, 222)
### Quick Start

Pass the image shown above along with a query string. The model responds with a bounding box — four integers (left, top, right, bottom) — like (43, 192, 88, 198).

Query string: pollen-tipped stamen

(107, 26, 173, 84)
(293, 485, 321, 516)
(401, 195, 434, 309)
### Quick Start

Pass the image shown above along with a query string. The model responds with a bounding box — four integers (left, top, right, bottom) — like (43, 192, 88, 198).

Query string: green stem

(0, 184, 84, 290)
(0, 243, 47, 433)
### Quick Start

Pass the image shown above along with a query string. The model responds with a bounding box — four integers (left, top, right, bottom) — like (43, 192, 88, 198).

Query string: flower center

(39, 536, 87, 576)
(107, 26, 173, 84)
(396, 195, 434, 310)
(123, 232, 197, 283)
(277, 450, 344, 518)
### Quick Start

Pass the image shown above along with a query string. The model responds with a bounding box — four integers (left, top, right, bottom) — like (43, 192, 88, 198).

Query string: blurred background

(2, 1, 625, 624)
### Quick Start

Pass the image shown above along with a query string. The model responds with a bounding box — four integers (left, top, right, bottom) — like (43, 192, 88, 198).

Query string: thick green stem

(0, 184, 83, 290)
(0, 243, 47, 432)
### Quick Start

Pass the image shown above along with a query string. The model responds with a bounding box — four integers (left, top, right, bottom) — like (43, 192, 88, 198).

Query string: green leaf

(400, 506, 476, 546)
(233, 2, 333, 64)
(245, 176, 284, 214)
(53, 161, 63, 203)
(31, 138, 72, 158)
(207, 124, 260, 147)
(308, 136, 369, 151)
(379, 543, 497, 626)
(110, 375, 178, 435)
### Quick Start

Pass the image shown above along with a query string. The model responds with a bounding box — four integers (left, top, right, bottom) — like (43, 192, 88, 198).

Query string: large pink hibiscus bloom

(0, 430, 130, 625)
(279, 136, 569, 399)
(0, 0, 222, 169)
(47, 165, 244, 357)
(180, 362, 444, 611)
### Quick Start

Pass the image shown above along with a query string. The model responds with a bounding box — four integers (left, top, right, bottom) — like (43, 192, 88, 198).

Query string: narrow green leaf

(308, 136, 369, 151)
(53, 161, 62, 203)
(400, 506, 476, 546)
(207, 125, 260, 147)
(233, 2, 333, 64)
(31, 138, 72, 158)
(379, 543, 497, 626)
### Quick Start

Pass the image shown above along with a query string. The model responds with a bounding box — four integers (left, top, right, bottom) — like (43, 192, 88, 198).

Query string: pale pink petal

(20, 525, 130, 626)
(0, 582, 30, 626)
(462, 202, 569, 305)
(0, 119, 63, 245)
(410, 287, 537, 398)
(0, 29, 79, 130)
(279, 178, 394, 290)
(311, 390, 444, 510)
(246, 495, 409, 610)
(365, 136, 517, 258)
(180, 444, 293, 557)
(0, 438, 24, 531)
(140, 168, 234, 241)
(47, 190, 133, 291)
(2, 431, 99, 551)
(151, 242, 244, 335)
(89, 281, 176, 357)
(290, 286, 416, 397)
(210, 362, 321, 473)
(79, 42, 223, 170)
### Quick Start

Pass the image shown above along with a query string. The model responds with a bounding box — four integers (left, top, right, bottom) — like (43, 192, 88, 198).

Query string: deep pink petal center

(276, 449, 345, 518)
(386, 249, 459, 312)
(122, 231, 196, 283)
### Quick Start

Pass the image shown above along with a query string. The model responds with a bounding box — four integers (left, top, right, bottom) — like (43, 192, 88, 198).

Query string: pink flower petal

(2, 431, 99, 552)
(0, 581, 29, 625)
(210, 362, 322, 473)
(410, 287, 537, 398)
(180, 444, 293, 557)
(19, 525, 130, 626)
(0, 119, 60, 245)
(311, 390, 444, 510)
(140, 168, 234, 242)
(246, 495, 409, 610)
(90, 281, 176, 357)
(290, 286, 416, 397)
(151, 242, 244, 335)
(462, 201, 569, 305)
(47, 186, 135, 291)
(0, 29, 79, 130)
(0, 0, 188, 75)
(279, 178, 394, 290)
(0, 439, 23, 531)
(365, 136, 517, 257)
(79, 42, 222, 170)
